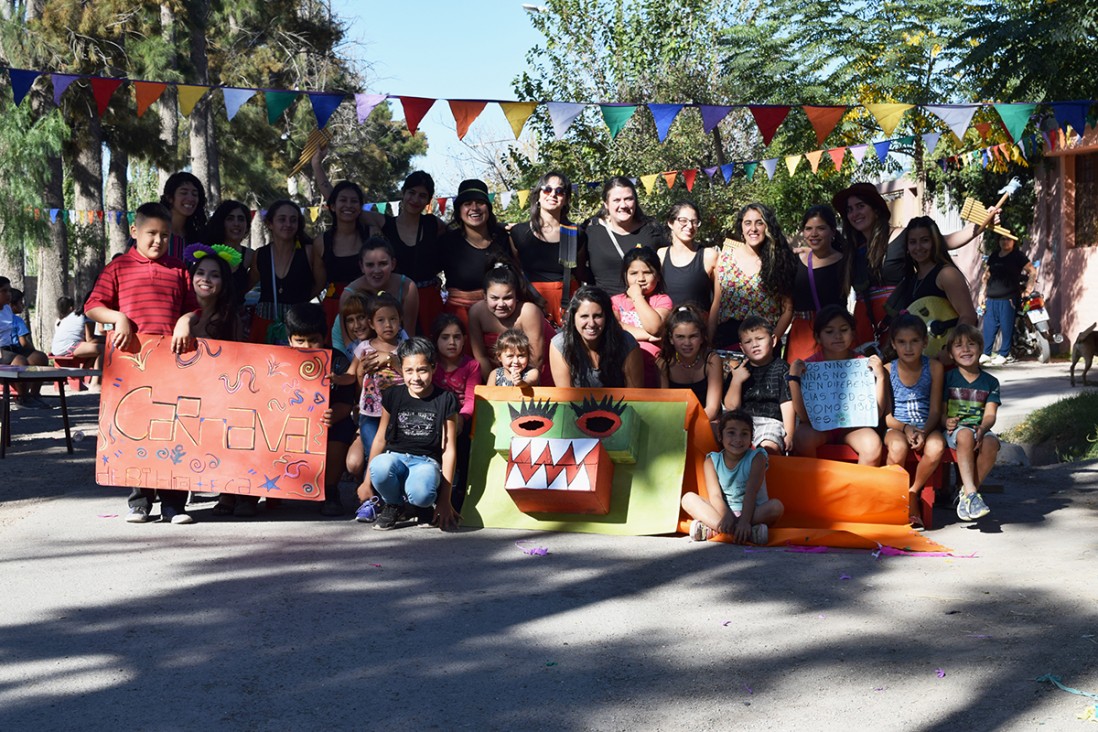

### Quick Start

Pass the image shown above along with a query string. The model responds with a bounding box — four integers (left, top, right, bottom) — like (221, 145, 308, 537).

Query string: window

(1076, 152, 1098, 247)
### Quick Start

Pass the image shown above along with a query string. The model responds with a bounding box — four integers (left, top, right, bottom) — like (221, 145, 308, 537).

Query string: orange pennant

(805, 150, 825, 174)
(682, 169, 697, 192)
(662, 171, 677, 189)
(974, 122, 992, 141)
(802, 105, 848, 145)
(449, 100, 488, 140)
(827, 147, 846, 171)
(134, 81, 168, 118)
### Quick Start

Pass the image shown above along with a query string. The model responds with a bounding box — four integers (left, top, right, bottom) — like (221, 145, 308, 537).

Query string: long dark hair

(205, 200, 250, 248)
(733, 202, 796, 298)
(161, 172, 208, 243)
(800, 204, 852, 302)
(902, 216, 952, 273)
(528, 170, 573, 231)
(839, 192, 891, 282)
(597, 175, 649, 226)
(189, 254, 237, 341)
(658, 304, 710, 374)
(561, 286, 630, 388)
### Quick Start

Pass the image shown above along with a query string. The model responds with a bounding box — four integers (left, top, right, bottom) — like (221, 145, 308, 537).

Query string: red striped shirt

(86, 248, 197, 335)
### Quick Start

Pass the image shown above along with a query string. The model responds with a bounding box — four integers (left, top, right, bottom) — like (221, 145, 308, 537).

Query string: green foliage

(1004, 392, 1098, 463)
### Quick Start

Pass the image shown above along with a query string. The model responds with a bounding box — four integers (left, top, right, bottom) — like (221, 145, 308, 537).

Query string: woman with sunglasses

(509, 171, 585, 326)
(582, 176, 665, 297)
(658, 201, 716, 310)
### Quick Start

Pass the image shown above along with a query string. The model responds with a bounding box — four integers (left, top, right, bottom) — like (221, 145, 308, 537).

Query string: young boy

(722, 315, 795, 454)
(356, 336, 460, 531)
(8, 288, 52, 407)
(85, 202, 198, 524)
(942, 324, 1000, 521)
(0, 278, 49, 408)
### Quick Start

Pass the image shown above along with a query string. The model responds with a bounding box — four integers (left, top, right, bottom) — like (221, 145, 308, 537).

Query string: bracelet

(785, 374, 801, 384)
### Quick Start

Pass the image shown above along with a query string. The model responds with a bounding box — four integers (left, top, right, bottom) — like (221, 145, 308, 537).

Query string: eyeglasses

(540, 186, 567, 196)
(674, 217, 700, 227)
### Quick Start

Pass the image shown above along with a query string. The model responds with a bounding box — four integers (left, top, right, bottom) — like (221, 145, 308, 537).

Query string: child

(681, 410, 784, 544)
(611, 247, 672, 386)
(85, 202, 198, 524)
(942, 324, 1000, 521)
(722, 315, 795, 455)
(788, 305, 887, 466)
(883, 314, 946, 528)
(356, 337, 460, 531)
(431, 313, 479, 514)
(491, 328, 540, 386)
(7, 287, 50, 407)
(51, 295, 103, 366)
(468, 260, 549, 383)
(338, 291, 372, 360)
(657, 305, 724, 422)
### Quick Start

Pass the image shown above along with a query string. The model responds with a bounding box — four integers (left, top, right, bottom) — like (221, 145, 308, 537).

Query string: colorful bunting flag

(848, 144, 869, 164)
(266, 90, 298, 125)
(699, 105, 733, 134)
(449, 100, 488, 140)
(993, 103, 1036, 143)
(924, 104, 978, 142)
(176, 84, 209, 116)
(499, 101, 538, 138)
(921, 132, 942, 155)
(648, 104, 683, 142)
(134, 81, 167, 117)
(802, 105, 848, 145)
(974, 122, 993, 141)
(398, 96, 435, 135)
(682, 169, 697, 191)
(8, 69, 39, 105)
(600, 104, 637, 139)
(354, 93, 386, 124)
(827, 147, 846, 171)
(805, 150, 824, 174)
(864, 103, 913, 137)
(517, 190, 530, 208)
(719, 163, 734, 182)
(702, 165, 718, 180)
(784, 154, 801, 176)
(661, 171, 677, 189)
(90, 78, 124, 116)
(761, 159, 778, 180)
(639, 173, 660, 194)
(1050, 101, 1090, 135)
(546, 102, 585, 140)
(308, 92, 344, 128)
(749, 105, 791, 146)
(51, 73, 78, 105)
(376, 202, 388, 215)
(436, 198, 447, 216)
(499, 190, 513, 208)
(223, 87, 257, 121)
(743, 162, 758, 181)
(874, 140, 891, 162)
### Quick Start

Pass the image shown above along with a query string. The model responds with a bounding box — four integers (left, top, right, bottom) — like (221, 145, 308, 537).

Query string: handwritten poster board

(96, 335, 330, 501)
(801, 358, 877, 430)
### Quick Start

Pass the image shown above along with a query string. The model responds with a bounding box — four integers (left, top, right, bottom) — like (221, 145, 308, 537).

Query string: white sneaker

(979, 353, 992, 365)
(751, 524, 769, 545)
(989, 354, 1007, 366)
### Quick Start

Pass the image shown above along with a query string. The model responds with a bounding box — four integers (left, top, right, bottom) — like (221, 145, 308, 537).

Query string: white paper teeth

(548, 438, 571, 464)
(546, 468, 570, 491)
(505, 463, 526, 489)
(510, 436, 531, 460)
(569, 467, 591, 492)
(570, 439, 599, 463)
(526, 465, 548, 489)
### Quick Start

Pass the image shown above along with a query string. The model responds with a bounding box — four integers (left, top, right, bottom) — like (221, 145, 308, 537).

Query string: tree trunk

(106, 146, 130, 258)
(0, 234, 25, 291)
(71, 111, 107, 301)
(158, 2, 179, 190)
(188, 0, 221, 204)
(34, 134, 68, 354)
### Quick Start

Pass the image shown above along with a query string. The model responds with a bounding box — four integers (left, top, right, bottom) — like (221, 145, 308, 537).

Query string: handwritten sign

(96, 335, 330, 501)
(801, 358, 877, 430)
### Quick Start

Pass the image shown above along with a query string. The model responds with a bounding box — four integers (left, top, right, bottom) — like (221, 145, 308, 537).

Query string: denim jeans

(359, 415, 381, 452)
(368, 452, 440, 507)
(982, 297, 1015, 357)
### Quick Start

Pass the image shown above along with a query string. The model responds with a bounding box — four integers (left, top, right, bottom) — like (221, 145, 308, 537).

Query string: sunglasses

(540, 186, 567, 196)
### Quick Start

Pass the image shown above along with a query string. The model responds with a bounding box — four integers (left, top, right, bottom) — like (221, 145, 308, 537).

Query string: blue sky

(330, 1, 545, 194)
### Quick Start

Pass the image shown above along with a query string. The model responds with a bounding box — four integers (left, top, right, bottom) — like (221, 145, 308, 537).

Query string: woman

(510, 170, 585, 326)
(786, 205, 852, 362)
(440, 179, 512, 329)
(334, 237, 419, 354)
(249, 200, 324, 343)
(582, 176, 665, 296)
(160, 172, 208, 259)
(979, 232, 1035, 366)
(709, 203, 796, 350)
(833, 182, 994, 347)
(549, 286, 643, 388)
(204, 200, 254, 305)
(890, 216, 978, 360)
(311, 181, 369, 328)
(658, 200, 717, 310)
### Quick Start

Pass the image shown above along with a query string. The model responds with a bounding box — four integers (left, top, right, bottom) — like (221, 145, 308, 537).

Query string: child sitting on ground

(681, 410, 784, 544)
(356, 337, 460, 531)
(490, 327, 539, 386)
(883, 313, 946, 528)
(942, 324, 1000, 521)
(722, 315, 795, 454)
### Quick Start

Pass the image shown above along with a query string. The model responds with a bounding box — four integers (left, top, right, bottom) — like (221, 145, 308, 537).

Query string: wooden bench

(815, 444, 958, 529)
(0, 365, 100, 458)
(49, 355, 96, 391)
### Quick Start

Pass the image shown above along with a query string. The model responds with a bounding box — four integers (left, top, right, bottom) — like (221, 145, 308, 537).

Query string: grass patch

(1003, 391, 1098, 462)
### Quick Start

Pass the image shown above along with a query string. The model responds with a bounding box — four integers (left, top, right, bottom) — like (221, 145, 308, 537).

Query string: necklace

(675, 352, 703, 369)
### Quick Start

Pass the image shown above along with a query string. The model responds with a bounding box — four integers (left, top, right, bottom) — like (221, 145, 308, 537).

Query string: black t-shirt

(382, 384, 459, 460)
(510, 221, 586, 283)
(740, 357, 791, 422)
(792, 254, 846, 311)
(330, 350, 356, 407)
(581, 217, 665, 296)
(440, 228, 510, 291)
(382, 214, 444, 285)
(985, 249, 1030, 300)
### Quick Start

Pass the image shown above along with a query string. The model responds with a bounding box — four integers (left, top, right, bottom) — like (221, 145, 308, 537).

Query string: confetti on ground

(516, 541, 549, 556)
(873, 545, 978, 560)
(936, 668, 947, 678)
(839, 573, 852, 580)
(97, 514, 118, 519)
(874, 687, 886, 692)
(967, 633, 992, 639)
(786, 545, 829, 554)
(369, 563, 382, 568)
(1036, 674, 1098, 701)
(722, 620, 732, 627)
(545, 661, 557, 667)
(743, 684, 753, 695)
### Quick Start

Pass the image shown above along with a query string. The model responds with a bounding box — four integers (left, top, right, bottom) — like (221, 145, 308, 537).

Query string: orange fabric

(417, 283, 444, 336)
(532, 280, 578, 327)
(785, 315, 817, 363)
(853, 287, 892, 347)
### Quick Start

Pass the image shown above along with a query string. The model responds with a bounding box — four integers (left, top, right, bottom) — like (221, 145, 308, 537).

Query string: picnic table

(0, 365, 100, 458)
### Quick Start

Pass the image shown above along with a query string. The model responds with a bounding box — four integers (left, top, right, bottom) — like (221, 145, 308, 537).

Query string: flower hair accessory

(184, 242, 243, 269)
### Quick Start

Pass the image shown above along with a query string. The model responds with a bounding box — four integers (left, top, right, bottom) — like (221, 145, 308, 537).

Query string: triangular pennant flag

(682, 169, 697, 191)
(8, 69, 39, 105)
(600, 104, 637, 139)
(546, 102, 586, 140)
(499, 101, 538, 138)
(628, 177, 638, 186)
(308, 92, 344, 128)
(924, 104, 978, 142)
(981, 150, 989, 168)
(661, 171, 677, 189)
(939, 158, 949, 173)
(517, 190, 530, 208)
(805, 150, 825, 174)
(499, 190, 513, 208)
(864, 103, 913, 137)
(354, 93, 386, 124)
(134, 81, 167, 117)
(749, 105, 791, 146)
(222, 87, 257, 121)
(376, 202, 388, 215)
(702, 166, 718, 180)
(784, 154, 801, 176)
(874, 140, 891, 162)
(699, 105, 733, 134)
(849, 144, 869, 164)
(719, 163, 734, 182)
(487, 193, 496, 204)
(993, 103, 1036, 143)
(89, 77, 124, 116)
(827, 147, 846, 171)
(802, 105, 848, 145)
(52, 73, 79, 105)
(761, 159, 778, 180)
(176, 84, 209, 116)
(49, 209, 59, 224)
(398, 96, 435, 135)
(1050, 101, 1090, 135)
(975, 122, 993, 141)
(265, 90, 298, 125)
(639, 174, 660, 194)
(307, 206, 320, 222)
(436, 198, 447, 216)
(648, 103, 683, 142)
(897, 135, 915, 146)
(921, 132, 942, 155)
(743, 162, 758, 181)
(448, 100, 488, 140)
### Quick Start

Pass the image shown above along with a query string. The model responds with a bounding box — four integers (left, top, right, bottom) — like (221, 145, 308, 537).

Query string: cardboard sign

(801, 358, 877, 430)
(96, 335, 330, 500)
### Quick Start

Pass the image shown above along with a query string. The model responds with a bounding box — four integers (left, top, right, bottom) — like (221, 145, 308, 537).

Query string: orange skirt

(853, 287, 894, 347)
(785, 315, 817, 363)
(532, 280, 579, 327)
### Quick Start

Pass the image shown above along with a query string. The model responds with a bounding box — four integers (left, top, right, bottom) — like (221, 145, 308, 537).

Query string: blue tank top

(890, 356, 931, 428)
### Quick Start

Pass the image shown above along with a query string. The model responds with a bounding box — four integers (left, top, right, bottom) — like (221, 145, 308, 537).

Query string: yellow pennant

(308, 206, 320, 222)
(804, 150, 824, 174)
(177, 84, 210, 116)
(785, 154, 802, 176)
(863, 103, 914, 137)
(639, 173, 660, 194)
(499, 102, 539, 139)
(517, 189, 530, 208)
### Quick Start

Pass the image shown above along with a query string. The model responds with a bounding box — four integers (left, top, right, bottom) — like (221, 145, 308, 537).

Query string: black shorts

(329, 416, 356, 446)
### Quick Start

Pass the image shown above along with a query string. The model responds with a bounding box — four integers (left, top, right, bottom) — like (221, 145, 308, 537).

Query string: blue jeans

(368, 452, 440, 507)
(982, 298, 1015, 357)
(359, 415, 381, 452)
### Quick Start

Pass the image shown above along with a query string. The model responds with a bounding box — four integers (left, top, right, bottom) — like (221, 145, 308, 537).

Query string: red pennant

(134, 81, 167, 117)
(662, 171, 677, 189)
(448, 100, 487, 140)
(974, 122, 992, 141)
(749, 105, 791, 146)
(827, 147, 847, 171)
(248, 210, 257, 222)
(89, 77, 124, 116)
(682, 169, 697, 191)
(437, 197, 447, 216)
(398, 96, 435, 136)
(802, 105, 848, 145)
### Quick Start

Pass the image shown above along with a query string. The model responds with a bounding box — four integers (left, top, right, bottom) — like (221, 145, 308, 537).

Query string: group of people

(54, 164, 1018, 540)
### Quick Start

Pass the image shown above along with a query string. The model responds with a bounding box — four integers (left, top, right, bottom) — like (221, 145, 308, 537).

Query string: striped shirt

(85, 248, 196, 335)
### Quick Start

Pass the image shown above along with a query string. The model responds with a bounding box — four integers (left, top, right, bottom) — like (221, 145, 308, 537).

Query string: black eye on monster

(509, 398, 558, 437)
(570, 395, 626, 438)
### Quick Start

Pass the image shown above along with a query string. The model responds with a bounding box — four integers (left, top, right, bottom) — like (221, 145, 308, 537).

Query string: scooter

(1011, 292, 1063, 363)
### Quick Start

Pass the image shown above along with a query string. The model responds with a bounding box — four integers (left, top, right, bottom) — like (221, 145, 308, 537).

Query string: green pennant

(744, 162, 758, 181)
(375, 201, 387, 215)
(265, 91, 298, 125)
(127, 212, 136, 226)
(600, 105, 637, 139)
(993, 103, 1036, 143)
(488, 192, 496, 204)
(897, 135, 915, 145)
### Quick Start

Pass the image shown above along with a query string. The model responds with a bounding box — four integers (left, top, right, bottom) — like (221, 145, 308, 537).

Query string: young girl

(883, 313, 946, 528)
(611, 247, 672, 387)
(337, 291, 372, 361)
(491, 328, 540, 386)
(681, 410, 785, 544)
(334, 237, 419, 353)
(357, 337, 460, 531)
(468, 260, 550, 383)
(789, 304, 887, 466)
(432, 314, 480, 513)
(657, 305, 724, 422)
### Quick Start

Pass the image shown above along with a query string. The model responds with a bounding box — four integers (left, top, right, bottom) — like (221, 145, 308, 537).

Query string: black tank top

(661, 245, 712, 309)
(511, 222, 565, 283)
(901, 263, 950, 306)
(440, 228, 509, 291)
(230, 259, 251, 304)
(582, 217, 664, 296)
(257, 245, 314, 304)
(792, 253, 846, 311)
(381, 214, 443, 285)
(322, 229, 365, 286)
(668, 355, 711, 406)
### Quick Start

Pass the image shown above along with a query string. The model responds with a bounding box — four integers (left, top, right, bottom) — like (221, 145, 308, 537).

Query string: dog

(1071, 322, 1097, 386)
